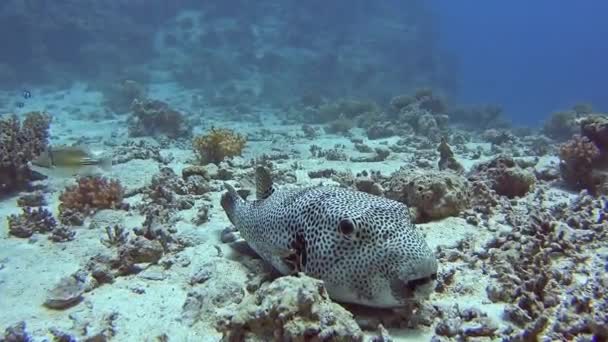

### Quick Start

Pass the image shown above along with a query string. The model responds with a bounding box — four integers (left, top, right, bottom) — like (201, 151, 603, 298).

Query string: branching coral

(192, 127, 246, 165)
(7, 207, 57, 238)
(0, 112, 51, 194)
(137, 167, 201, 224)
(128, 98, 191, 138)
(559, 135, 601, 192)
(59, 176, 125, 223)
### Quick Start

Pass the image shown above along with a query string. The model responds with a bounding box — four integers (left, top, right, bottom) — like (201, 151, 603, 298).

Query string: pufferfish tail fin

(221, 182, 244, 225)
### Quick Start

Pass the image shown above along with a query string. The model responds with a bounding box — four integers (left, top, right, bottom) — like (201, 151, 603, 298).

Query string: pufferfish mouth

(392, 273, 438, 300)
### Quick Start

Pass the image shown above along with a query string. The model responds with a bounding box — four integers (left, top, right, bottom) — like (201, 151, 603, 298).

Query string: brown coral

(559, 134, 601, 192)
(59, 176, 125, 221)
(579, 114, 608, 151)
(192, 127, 247, 165)
(128, 98, 191, 138)
(468, 155, 535, 198)
(0, 112, 51, 194)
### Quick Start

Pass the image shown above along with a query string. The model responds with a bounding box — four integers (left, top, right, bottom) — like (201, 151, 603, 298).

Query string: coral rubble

(216, 274, 363, 341)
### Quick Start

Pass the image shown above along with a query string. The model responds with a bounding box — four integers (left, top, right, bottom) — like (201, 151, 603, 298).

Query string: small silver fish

(221, 166, 438, 308)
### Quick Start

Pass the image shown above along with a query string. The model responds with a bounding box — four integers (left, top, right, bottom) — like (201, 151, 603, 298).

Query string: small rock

(182, 165, 210, 181)
(44, 273, 86, 310)
(462, 317, 498, 337)
(139, 269, 167, 281)
(221, 226, 240, 243)
(435, 318, 461, 337)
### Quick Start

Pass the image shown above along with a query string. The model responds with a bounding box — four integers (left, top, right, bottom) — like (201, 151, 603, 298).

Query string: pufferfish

(221, 166, 438, 308)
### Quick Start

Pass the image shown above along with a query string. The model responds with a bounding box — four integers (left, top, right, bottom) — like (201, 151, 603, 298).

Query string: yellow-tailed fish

(32, 145, 112, 173)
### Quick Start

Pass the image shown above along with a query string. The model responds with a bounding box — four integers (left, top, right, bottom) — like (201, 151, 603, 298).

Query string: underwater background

(0, 1, 607, 341)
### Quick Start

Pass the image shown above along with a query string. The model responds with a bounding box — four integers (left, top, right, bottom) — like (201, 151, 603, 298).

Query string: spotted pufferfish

(221, 166, 438, 308)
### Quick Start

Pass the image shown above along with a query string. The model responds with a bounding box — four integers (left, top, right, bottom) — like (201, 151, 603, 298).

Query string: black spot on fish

(22, 90, 32, 99)
(15, 102, 25, 108)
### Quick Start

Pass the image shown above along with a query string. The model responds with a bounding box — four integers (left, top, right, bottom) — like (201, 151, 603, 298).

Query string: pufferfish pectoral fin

(268, 247, 301, 275)
(221, 183, 244, 225)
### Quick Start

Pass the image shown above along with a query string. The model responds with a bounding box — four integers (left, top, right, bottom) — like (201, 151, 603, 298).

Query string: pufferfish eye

(338, 219, 355, 235)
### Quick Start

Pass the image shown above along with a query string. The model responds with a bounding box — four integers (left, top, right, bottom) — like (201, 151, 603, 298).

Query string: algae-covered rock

(469, 155, 536, 198)
(215, 274, 363, 341)
(384, 168, 470, 222)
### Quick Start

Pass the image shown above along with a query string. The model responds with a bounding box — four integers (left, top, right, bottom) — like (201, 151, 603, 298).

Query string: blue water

(430, 1, 608, 124)
(1, 1, 606, 127)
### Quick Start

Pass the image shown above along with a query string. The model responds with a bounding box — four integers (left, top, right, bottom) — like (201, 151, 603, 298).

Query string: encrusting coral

(0, 112, 51, 194)
(192, 127, 247, 165)
(128, 98, 191, 138)
(384, 168, 470, 222)
(468, 155, 536, 198)
(58, 176, 126, 224)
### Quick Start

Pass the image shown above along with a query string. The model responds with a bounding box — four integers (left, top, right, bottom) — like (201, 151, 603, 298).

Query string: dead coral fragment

(216, 274, 363, 341)
(59, 176, 125, 222)
(0, 112, 51, 194)
(128, 98, 191, 138)
(438, 137, 464, 173)
(193, 127, 247, 165)
(7, 207, 57, 238)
